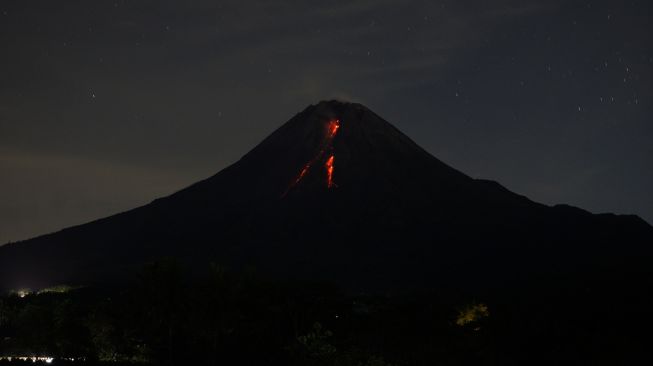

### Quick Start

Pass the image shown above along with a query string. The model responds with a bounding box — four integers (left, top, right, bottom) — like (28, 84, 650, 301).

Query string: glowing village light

(0, 356, 55, 363)
(15, 289, 31, 298)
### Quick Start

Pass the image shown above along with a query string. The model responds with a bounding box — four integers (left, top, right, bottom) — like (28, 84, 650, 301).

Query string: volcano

(1, 100, 651, 292)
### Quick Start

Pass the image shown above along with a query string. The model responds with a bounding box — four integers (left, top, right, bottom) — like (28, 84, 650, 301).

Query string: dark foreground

(1, 260, 651, 366)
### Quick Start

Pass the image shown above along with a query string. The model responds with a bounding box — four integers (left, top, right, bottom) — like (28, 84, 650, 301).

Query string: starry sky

(0, 0, 651, 244)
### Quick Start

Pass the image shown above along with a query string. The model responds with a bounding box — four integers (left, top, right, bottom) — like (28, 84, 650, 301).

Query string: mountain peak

(225, 100, 471, 200)
(313, 98, 367, 110)
(1, 101, 651, 292)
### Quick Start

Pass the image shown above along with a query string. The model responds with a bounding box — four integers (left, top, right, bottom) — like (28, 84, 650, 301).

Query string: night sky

(0, 0, 651, 244)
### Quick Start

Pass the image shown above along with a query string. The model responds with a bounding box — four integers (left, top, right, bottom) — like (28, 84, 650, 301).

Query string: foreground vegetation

(0, 260, 650, 365)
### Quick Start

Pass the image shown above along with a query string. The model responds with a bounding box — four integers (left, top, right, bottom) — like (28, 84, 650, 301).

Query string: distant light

(0, 356, 55, 363)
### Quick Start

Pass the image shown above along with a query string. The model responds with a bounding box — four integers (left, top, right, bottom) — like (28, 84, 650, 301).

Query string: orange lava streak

(327, 119, 340, 138)
(325, 154, 336, 188)
(324, 119, 339, 188)
(292, 164, 311, 186)
(282, 118, 341, 196)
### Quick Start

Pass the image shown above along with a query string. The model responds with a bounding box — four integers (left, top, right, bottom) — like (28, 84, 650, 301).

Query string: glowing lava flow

(283, 119, 340, 196)
(327, 119, 340, 138)
(325, 154, 336, 188)
(288, 164, 311, 189)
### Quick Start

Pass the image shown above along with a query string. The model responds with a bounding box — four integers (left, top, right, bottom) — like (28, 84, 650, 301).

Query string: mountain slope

(1, 100, 651, 292)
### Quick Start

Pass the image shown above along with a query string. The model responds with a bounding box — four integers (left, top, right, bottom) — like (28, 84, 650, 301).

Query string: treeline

(0, 260, 495, 365)
(0, 260, 651, 365)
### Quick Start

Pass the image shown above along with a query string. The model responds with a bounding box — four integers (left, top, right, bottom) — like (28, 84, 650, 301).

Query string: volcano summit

(1, 100, 651, 292)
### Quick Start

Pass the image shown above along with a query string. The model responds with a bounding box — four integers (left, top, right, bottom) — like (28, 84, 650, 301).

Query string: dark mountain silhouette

(1, 100, 651, 292)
